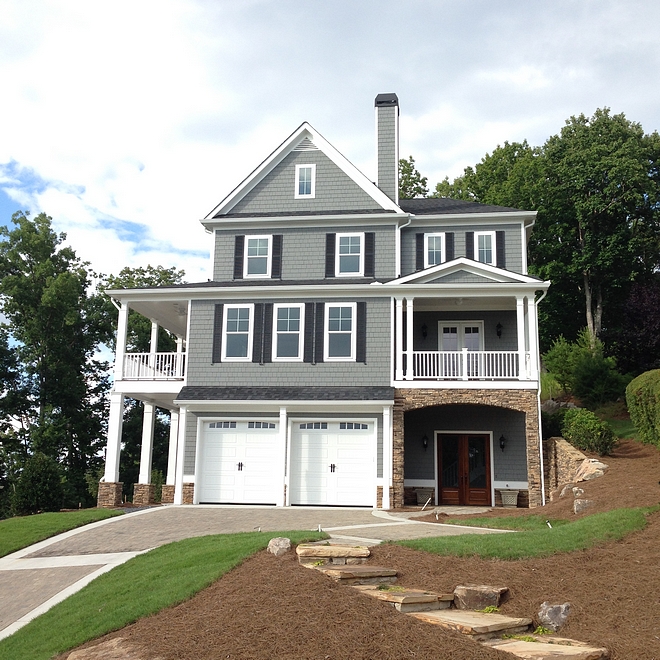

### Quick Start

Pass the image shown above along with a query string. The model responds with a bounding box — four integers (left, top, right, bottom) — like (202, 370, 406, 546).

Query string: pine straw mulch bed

(64, 439, 660, 660)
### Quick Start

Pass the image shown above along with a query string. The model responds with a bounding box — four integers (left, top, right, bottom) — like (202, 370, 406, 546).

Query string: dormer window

(295, 164, 316, 198)
(244, 235, 272, 278)
(336, 233, 363, 276)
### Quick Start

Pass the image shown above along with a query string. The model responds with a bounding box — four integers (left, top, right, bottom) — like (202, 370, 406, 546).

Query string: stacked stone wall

(97, 482, 123, 508)
(544, 436, 587, 494)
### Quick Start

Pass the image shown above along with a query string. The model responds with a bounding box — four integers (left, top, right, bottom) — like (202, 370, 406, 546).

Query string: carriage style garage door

(289, 421, 375, 506)
(198, 420, 280, 504)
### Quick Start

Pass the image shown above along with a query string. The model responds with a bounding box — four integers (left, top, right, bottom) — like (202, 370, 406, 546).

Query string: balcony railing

(412, 350, 526, 380)
(122, 352, 186, 380)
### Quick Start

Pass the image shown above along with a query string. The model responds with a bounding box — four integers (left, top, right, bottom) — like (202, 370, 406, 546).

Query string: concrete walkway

(0, 505, 507, 641)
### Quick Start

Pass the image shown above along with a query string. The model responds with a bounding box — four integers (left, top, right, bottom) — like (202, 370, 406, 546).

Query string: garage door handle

(329, 464, 336, 473)
(237, 462, 244, 471)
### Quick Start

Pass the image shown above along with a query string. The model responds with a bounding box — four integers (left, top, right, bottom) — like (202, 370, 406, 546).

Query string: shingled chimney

(375, 93, 399, 204)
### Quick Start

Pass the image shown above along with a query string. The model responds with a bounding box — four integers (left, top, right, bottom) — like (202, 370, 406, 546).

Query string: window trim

(294, 163, 316, 199)
(475, 231, 496, 266)
(424, 232, 446, 268)
(272, 303, 305, 362)
(335, 232, 364, 277)
(221, 303, 254, 362)
(243, 235, 272, 279)
(324, 302, 357, 361)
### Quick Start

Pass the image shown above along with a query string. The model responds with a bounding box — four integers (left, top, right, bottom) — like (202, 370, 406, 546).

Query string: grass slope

(399, 507, 654, 559)
(0, 509, 123, 558)
(444, 514, 570, 531)
(0, 530, 325, 660)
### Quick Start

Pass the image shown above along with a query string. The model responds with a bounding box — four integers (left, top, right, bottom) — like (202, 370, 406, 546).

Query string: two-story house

(98, 93, 550, 511)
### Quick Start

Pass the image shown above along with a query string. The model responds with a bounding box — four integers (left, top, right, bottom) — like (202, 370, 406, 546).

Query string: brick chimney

(375, 93, 399, 204)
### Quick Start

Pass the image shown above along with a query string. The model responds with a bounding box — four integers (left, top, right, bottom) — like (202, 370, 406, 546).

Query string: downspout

(535, 288, 549, 505)
(396, 214, 413, 278)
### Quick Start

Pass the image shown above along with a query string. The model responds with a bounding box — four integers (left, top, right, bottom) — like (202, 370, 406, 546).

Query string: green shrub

(572, 353, 629, 408)
(541, 408, 569, 440)
(12, 453, 64, 515)
(543, 335, 579, 393)
(561, 408, 617, 456)
(626, 370, 660, 448)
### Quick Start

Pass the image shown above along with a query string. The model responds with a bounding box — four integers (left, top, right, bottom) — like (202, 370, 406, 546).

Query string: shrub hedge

(626, 370, 660, 448)
(561, 408, 617, 456)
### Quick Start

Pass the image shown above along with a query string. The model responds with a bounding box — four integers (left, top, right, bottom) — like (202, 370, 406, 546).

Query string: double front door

(437, 433, 491, 506)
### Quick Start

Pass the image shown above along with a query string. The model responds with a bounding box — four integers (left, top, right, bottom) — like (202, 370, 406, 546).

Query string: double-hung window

(325, 302, 356, 361)
(336, 233, 363, 276)
(425, 233, 445, 267)
(273, 303, 304, 361)
(294, 163, 316, 198)
(222, 304, 253, 361)
(244, 235, 272, 278)
(475, 231, 496, 265)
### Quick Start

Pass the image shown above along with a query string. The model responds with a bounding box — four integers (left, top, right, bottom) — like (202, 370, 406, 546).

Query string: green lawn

(445, 514, 570, 531)
(398, 507, 655, 559)
(0, 530, 325, 660)
(0, 509, 123, 558)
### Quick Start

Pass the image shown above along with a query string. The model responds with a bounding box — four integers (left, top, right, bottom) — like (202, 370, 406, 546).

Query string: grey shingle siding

(229, 151, 382, 215)
(377, 105, 397, 201)
(428, 271, 499, 284)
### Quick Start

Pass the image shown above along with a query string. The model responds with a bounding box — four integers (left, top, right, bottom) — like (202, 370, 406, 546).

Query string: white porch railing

(122, 352, 186, 380)
(412, 350, 525, 380)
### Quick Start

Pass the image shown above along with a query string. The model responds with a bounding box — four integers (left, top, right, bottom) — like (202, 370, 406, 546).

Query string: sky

(1, 0, 659, 284)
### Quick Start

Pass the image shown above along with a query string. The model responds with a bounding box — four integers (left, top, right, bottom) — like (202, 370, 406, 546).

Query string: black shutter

(252, 303, 264, 363)
(262, 303, 273, 362)
(496, 231, 506, 268)
(465, 232, 474, 260)
(415, 233, 424, 270)
(272, 235, 283, 279)
(233, 235, 245, 279)
(364, 232, 375, 277)
(356, 302, 367, 364)
(303, 302, 315, 363)
(212, 304, 223, 363)
(314, 303, 325, 363)
(445, 232, 455, 261)
(325, 233, 336, 277)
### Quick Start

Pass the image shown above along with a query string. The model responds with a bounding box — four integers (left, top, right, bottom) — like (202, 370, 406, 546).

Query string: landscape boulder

(574, 458, 608, 482)
(453, 584, 509, 610)
(538, 601, 571, 631)
(573, 498, 594, 514)
(559, 484, 576, 498)
(267, 537, 291, 557)
(572, 486, 585, 497)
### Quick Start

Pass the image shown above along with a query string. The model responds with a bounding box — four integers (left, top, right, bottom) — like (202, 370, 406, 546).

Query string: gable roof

(399, 197, 525, 215)
(204, 122, 403, 220)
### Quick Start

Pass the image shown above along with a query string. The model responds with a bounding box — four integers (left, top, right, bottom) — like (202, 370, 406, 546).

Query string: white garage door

(198, 420, 281, 504)
(289, 421, 375, 506)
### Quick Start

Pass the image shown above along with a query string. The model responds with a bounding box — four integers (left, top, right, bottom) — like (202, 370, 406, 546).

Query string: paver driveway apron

(0, 505, 508, 640)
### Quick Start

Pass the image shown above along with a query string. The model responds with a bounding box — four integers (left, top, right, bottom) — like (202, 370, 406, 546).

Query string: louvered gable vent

(293, 137, 318, 152)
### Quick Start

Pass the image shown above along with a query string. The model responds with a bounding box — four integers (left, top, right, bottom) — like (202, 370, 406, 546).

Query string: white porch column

(404, 297, 414, 380)
(174, 406, 188, 505)
(176, 335, 184, 378)
(149, 320, 158, 373)
(382, 405, 392, 510)
(104, 393, 125, 483)
(138, 403, 156, 484)
(166, 410, 179, 486)
(114, 302, 129, 381)
(276, 407, 287, 507)
(529, 297, 540, 381)
(395, 297, 404, 380)
(516, 296, 526, 380)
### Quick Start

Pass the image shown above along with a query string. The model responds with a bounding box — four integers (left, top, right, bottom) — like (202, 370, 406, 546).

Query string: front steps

(296, 542, 609, 659)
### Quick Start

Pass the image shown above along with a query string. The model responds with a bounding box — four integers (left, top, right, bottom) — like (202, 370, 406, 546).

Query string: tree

(12, 452, 64, 514)
(0, 212, 111, 508)
(399, 156, 428, 199)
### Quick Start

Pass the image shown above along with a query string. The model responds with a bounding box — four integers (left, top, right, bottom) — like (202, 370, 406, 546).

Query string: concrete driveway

(0, 504, 506, 641)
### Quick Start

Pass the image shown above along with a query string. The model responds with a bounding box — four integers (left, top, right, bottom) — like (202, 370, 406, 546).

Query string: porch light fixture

(499, 435, 506, 452)
(421, 323, 428, 339)
(422, 435, 428, 450)
(496, 322, 503, 338)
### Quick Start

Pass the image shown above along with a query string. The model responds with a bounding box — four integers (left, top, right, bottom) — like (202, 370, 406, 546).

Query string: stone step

(483, 637, 609, 659)
(296, 543, 370, 566)
(352, 584, 453, 612)
(314, 564, 397, 585)
(408, 609, 532, 641)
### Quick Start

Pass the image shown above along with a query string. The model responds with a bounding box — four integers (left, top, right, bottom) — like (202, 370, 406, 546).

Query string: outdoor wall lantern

(421, 323, 428, 339)
(496, 322, 503, 338)
(422, 435, 429, 450)
(499, 435, 506, 452)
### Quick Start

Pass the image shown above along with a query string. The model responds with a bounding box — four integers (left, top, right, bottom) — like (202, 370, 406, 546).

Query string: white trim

(294, 163, 316, 199)
(221, 303, 254, 361)
(272, 303, 305, 362)
(324, 302, 357, 361)
(407, 211, 536, 224)
(243, 234, 272, 279)
(493, 480, 528, 490)
(424, 232, 446, 268)
(475, 231, 496, 266)
(391, 379, 538, 390)
(335, 232, 364, 277)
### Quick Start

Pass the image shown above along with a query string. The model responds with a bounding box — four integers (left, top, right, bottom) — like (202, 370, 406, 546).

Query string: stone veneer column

(133, 483, 156, 506)
(97, 482, 123, 508)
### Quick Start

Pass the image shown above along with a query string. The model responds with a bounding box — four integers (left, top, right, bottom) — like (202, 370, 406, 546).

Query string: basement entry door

(198, 420, 280, 504)
(289, 421, 375, 506)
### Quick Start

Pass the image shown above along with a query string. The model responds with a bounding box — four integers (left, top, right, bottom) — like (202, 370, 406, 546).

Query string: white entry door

(198, 420, 280, 504)
(289, 421, 375, 506)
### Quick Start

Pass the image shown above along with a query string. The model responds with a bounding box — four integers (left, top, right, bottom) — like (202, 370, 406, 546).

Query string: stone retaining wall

(544, 436, 587, 493)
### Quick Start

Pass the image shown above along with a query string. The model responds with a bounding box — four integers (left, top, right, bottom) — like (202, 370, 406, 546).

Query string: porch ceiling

(124, 300, 189, 337)
(413, 296, 517, 312)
